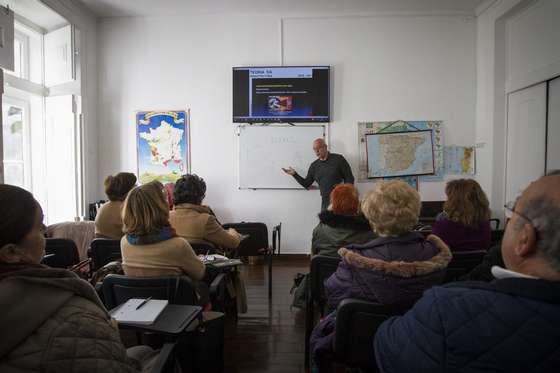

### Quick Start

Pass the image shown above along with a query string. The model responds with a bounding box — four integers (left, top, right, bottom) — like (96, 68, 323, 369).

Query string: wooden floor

(224, 255, 310, 373)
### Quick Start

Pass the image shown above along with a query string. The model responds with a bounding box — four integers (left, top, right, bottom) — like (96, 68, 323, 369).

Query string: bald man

(283, 139, 354, 210)
(374, 171, 560, 373)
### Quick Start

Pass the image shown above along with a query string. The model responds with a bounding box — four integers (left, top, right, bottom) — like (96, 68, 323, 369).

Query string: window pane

(3, 162, 24, 188)
(5, 39, 22, 78)
(2, 104, 24, 161)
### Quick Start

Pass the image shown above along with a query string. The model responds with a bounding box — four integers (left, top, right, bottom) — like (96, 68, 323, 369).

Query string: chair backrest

(444, 250, 486, 283)
(43, 238, 80, 268)
(272, 223, 281, 253)
(489, 218, 501, 230)
(491, 229, 505, 247)
(309, 255, 341, 308)
(334, 298, 414, 370)
(90, 238, 122, 270)
(189, 241, 218, 256)
(102, 274, 197, 310)
(418, 200, 444, 223)
(222, 222, 268, 256)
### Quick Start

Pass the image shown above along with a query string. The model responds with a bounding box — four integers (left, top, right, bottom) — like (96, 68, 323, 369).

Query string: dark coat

(375, 277, 560, 373)
(325, 232, 452, 308)
(310, 234, 451, 370)
(311, 211, 376, 257)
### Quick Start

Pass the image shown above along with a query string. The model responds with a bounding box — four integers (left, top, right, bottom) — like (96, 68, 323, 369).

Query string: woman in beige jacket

(0, 184, 154, 373)
(95, 172, 137, 239)
(169, 174, 241, 251)
(120, 181, 205, 280)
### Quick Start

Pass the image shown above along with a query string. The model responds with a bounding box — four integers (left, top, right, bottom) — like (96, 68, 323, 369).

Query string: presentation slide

(233, 66, 329, 122)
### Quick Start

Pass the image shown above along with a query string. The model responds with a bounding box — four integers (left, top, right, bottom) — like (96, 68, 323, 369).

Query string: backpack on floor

(290, 272, 308, 310)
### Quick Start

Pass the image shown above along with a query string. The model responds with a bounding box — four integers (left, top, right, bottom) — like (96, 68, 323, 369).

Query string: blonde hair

(361, 180, 421, 236)
(122, 181, 169, 235)
(444, 179, 489, 227)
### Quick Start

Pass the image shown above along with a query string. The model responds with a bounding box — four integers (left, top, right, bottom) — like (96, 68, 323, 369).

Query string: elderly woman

(431, 179, 492, 251)
(0, 184, 154, 372)
(310, 180, 451, 372)
(312, 183, 376, 257)
(169, 174, 241, 251)
(120, 181, 205, 280)
(95, 172, 137, 239)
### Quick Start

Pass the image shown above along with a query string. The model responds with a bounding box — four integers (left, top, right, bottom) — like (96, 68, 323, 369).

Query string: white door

(547, 77, 560, 172)
(505, 82, 547, 204)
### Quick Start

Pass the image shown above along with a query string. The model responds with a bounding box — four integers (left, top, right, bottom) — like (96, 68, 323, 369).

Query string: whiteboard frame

(236, 123, 328, 190)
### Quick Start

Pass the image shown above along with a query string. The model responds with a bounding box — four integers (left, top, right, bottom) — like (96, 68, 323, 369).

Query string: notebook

(112, 298, 168, 325)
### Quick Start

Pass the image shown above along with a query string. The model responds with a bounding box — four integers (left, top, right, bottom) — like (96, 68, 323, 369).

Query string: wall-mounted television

(233, 66, 330, 123)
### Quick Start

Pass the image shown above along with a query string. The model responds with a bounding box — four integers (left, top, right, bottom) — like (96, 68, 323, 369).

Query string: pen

(204, 250, 210, 260)
(135, 297, 152, 310)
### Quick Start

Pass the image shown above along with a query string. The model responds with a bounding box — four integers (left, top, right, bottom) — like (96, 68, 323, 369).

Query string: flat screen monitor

(233, 66, 330, 123)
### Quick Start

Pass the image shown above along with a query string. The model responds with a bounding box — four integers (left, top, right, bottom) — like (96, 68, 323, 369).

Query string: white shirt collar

(491, 265, 538, 280)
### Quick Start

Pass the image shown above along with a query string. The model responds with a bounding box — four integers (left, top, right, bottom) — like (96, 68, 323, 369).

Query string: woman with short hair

(431, 179, 492, 251)
(310, 180, 452, 372)
(120, 181, 205, 280)
(95, 172, 137, 239)
(0, 184, 152, 372)
(169, 174, 241, 251)
(312, 184, 376, 257)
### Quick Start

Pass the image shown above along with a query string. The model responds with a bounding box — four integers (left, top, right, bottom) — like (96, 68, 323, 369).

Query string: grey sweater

(293, 153, 354, 197)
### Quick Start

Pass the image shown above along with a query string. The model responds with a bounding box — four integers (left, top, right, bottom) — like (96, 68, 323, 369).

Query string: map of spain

(140, 121, 184, 168)
(366, 130, 435, 178)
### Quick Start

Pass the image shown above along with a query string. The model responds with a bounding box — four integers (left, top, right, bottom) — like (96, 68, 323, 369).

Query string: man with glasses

(374, 171, 560, 373)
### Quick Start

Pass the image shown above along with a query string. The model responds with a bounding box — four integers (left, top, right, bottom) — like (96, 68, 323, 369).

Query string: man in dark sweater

(283, 138, 354, 210)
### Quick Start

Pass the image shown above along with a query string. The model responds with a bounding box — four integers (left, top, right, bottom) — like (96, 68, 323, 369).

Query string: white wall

(97, 13, 476, 253)
(475, 0, 560, 216)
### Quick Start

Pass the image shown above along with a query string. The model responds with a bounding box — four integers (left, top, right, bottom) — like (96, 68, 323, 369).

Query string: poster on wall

(358, 120, 444, 182)
(136, 110, 190, 184)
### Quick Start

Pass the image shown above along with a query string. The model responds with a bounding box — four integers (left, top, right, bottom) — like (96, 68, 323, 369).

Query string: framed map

(444, 146, 475, 175)
(136, 110, 190, 184)
(365, 129, 435, 178)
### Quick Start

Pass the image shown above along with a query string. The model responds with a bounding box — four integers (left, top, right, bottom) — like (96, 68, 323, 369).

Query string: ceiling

(77, 0, 489, 18)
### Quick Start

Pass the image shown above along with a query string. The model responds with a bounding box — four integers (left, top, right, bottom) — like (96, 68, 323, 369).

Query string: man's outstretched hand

(282, 167, 296, 176)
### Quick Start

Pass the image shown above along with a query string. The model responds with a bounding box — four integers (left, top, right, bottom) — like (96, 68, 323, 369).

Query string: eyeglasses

(504, 199, 532, 223)
(504, 199, 539, 238)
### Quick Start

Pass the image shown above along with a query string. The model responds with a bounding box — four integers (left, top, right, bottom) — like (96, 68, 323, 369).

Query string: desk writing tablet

(110, 304, 202, 336)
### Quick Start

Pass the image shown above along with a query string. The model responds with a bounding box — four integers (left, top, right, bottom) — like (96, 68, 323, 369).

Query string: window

(2, 101, 27, 188)
(5, 30, 29, 80)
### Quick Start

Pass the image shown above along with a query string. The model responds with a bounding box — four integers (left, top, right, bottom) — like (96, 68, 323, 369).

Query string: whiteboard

(238, 125, 326, 189)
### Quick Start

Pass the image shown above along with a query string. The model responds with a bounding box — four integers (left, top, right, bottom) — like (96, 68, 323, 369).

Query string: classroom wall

(475, 0, 560, 217)
(97, 13, 476, 253)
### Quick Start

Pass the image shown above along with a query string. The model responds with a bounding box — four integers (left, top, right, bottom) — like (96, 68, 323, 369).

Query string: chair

(332, 298, 414, 372)
(102, 273, 228, 311)
(272, 223, 282, 256)
(418, 201, 444, 224)
(42, 238, 80, 269)
(304, 255, 341, 365)
(443, 250, 486, 283)
(102, 274, 199, 310)
(490, 218, 501, 230)
(89, 238, 122, 271)
(491, 229, 505, 247)
(222, 222, 276, 298)
(150, 343, 178, 373)
(189, 241, 219, 256)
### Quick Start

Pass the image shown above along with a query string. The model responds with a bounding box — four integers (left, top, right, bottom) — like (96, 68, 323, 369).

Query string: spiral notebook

(112, 298, 168, 325)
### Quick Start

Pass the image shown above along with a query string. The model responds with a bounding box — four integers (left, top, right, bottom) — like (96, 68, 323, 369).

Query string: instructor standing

(283, 138, 354, 210)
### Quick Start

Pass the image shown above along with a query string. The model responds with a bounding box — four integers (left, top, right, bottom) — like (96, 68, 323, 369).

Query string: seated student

(374, 173, 560, 373)
(311, 183, 376, 257)
(0, 184, 154, 372)
(95, 172, 137, 239)
(310, 180, 451, 372)
(169, 174, 241, 251)
(120, 181, 205, 280)
(431, 179, 491, 251)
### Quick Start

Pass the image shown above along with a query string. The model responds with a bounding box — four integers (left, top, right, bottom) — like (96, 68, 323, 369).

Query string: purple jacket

(431, 218, 491, 251)
(325, 232, 452, 308)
